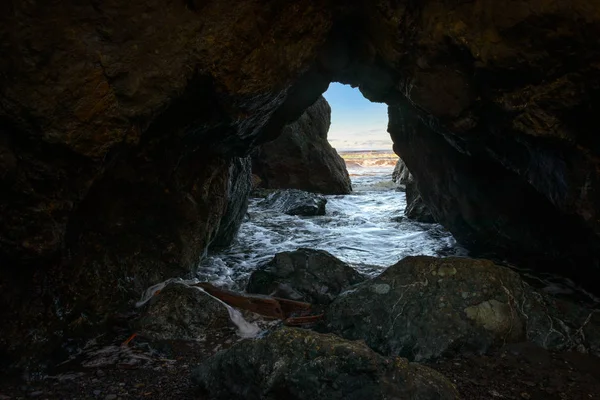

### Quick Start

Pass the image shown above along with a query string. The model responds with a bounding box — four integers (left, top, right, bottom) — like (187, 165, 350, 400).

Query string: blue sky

(322, 83, 392, 151)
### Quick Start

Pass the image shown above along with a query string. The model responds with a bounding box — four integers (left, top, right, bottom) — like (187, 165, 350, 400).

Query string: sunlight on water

(198, 152, 467, 289)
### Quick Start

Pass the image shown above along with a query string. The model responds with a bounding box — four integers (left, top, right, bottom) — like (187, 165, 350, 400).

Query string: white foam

(197, 169, 466, 288)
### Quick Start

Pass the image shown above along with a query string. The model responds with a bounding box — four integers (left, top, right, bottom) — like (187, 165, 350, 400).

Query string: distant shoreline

(337, 149, 395, 154)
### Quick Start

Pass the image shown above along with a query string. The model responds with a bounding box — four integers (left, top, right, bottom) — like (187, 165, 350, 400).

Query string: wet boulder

(135, 283, 232, 341)
(261, 189, 326, 216)
(246, 248, 365, 305)
(392, 158, 412, 189)
(325, 256, 600, 361)
(191, 327, 459, 400)
(405, 180, 436, 223)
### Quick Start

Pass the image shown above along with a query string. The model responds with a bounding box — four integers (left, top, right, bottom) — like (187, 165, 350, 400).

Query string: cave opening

(203, 82, 466, 288)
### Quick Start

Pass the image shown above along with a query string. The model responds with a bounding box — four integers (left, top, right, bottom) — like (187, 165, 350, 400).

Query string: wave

(340, 151, 398, 168)
(345, 158, 398, 168)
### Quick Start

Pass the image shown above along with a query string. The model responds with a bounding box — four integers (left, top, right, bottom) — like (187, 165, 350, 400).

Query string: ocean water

(197, 150, 466, 289)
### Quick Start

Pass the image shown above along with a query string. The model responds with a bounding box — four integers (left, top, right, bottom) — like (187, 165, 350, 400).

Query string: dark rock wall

(404, 180, 436, 224)
(1, 0, 600, 364)
(252, 96, 352, 194)
(388, 102, 600, 282)
(391, 158, 412, 188)
(0, 0, 333, 365)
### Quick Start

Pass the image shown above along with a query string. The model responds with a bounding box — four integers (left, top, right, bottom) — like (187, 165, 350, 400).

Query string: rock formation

(135, 282, 233, 342)
(391, 158, 412, 189)
(326, 256, 600, 361)
(191, 327, 459, 400)
(405, 180, 436, 223)
(212, 157, 252, 249)
(1, 0, 600, 366)
(246, 248, 365, 305)
(252, 96, 352, 195)
(392, 158, 436, 223)
(260, 189, 327, 216)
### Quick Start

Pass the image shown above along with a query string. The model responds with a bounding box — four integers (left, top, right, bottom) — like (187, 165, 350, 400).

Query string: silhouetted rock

(246, 248, 365, 305)
(252, 97, 352, 195)
(405, 180, 436, 223)
(392, 158, 412, 189)
(191, 327, 459, 400)
(261, 189, 326, 216)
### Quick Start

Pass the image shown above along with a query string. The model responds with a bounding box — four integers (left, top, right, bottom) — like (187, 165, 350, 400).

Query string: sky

(322, 82, 392, 151)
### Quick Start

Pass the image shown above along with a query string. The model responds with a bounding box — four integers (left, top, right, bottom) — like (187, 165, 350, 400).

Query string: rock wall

(388, 99, 600, 284)
(212, 157, 252, 249)
(1, 0, 600, 365)
(0, 0, 333, 366)
(392, 158, 435, 223)
(391, 158, 412, 189)
(252, 96, 352, 195)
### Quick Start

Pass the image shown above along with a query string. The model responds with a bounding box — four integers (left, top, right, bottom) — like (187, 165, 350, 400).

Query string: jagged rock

(191, 327, 459, 400)
(135, 283, 232, 341)
(325, 256, 600, 361)
(391, 158, 412, 189)
(212, 157, 252, 249)
(405, 180, 436, 223)
(392, 158, 434, 222)
(246, 248, 365, 305)
(252, 97, 352, 195)
(260, 189, 326, 216)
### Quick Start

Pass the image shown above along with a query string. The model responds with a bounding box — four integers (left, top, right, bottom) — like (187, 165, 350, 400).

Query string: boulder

(246, 248, 365, 305)
(252, 96, 352, 195)
(191, 327, 459, 400)
(260, 189, 326, 216)
(325, 256, 600, 361)
(135, 283, 232, 341)
(405, 180, 436, 223)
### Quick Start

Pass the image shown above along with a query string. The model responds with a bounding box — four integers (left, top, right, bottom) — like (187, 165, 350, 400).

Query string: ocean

(197, 150, 466, 289)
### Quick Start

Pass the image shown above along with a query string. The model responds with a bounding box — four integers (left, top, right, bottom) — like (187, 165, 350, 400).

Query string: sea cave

(1, 1, 600, 398)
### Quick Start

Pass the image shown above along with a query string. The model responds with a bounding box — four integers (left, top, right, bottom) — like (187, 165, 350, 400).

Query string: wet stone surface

(246, 248, 365, 305)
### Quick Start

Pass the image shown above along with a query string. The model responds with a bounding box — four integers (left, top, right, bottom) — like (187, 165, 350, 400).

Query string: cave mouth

(204, 87, 466, 286)
(323, 82, 391, 153)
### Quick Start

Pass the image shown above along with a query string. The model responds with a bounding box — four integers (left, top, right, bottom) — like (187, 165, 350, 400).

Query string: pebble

(93, 390, 101, 396)
(104, 395, 117, 400)
(29, 391, 44, 398)
(96, 370, 106, 378)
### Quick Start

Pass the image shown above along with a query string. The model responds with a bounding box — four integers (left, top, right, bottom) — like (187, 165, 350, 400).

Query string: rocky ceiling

(1, 0, 599, 367)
